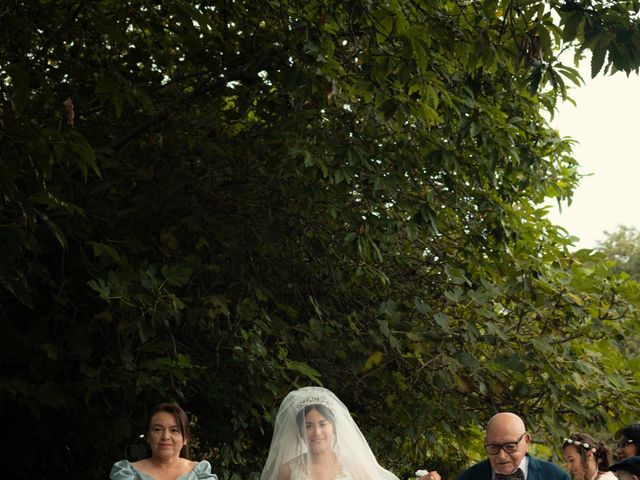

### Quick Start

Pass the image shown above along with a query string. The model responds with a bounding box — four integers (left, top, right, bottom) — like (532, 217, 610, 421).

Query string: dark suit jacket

(455, 454, 570, 480)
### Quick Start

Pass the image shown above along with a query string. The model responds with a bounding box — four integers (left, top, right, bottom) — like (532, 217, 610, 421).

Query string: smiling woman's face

(615, 438, 639, 461)
(563, 445, 595, 480)
(303, 408, 335, 456)
(147, 411, 186, 460)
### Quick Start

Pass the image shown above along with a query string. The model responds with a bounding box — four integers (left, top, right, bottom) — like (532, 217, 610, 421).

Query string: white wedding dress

(289, 460, 354, 480)
(260, 386, 399, 480)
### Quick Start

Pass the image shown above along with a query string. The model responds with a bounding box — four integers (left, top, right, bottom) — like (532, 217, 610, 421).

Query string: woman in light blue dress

(110, 402, 217, 480)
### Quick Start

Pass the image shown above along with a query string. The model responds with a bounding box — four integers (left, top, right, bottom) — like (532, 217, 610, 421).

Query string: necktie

(495, 468, 525, 480)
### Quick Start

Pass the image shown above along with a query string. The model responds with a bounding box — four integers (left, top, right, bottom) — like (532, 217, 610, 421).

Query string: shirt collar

(491, 454, 529, 480)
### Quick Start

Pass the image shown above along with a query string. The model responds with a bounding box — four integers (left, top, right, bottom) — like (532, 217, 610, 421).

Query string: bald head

(486, 412, 526, 437)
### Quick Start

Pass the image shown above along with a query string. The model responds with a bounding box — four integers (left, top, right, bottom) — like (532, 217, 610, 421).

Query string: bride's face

(304, 408, 335, 455)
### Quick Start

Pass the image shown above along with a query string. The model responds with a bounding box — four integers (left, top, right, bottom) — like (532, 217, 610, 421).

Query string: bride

(260, 386, 438, 480)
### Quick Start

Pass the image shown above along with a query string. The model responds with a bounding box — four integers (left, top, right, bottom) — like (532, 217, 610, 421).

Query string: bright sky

(547, 62, 640, 249)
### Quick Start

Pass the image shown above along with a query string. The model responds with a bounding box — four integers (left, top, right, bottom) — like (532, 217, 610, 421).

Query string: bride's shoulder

(277, 461, 293, 480)
(278, 455, 308, 480)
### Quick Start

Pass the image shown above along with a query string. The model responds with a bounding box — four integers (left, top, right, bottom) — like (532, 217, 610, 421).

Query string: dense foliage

(2, 1, 640, 478)
(598, 225, 640, 279)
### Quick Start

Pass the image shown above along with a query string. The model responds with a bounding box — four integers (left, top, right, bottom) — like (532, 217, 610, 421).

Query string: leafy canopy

(1, 1, 640, 478)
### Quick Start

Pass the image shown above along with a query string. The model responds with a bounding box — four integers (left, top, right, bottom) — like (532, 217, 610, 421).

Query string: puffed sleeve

(110, 460, 140, 480)
(193, 460, 218, 480)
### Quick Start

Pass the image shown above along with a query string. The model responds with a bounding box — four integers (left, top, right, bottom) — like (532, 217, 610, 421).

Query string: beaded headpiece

(291, 387, 336, 414)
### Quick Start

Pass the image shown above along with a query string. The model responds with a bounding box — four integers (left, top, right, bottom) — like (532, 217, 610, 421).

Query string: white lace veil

(260, 386, 400, 480)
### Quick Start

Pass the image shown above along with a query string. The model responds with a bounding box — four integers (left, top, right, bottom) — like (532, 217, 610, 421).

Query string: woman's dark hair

(563, 432, 613, 472)
(147, 402, 191, 458)
(616, 423, 640, 443)
(295, 404, 336, 439)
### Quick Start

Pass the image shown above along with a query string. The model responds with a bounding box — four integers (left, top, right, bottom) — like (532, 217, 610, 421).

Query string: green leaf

(561, 11, 585, 43)
(363, 351, 384, 371)
(528, 63, 544, 95)
(434, 312, 451, 331)
(285, 360, 322, 384)
(89, 242, 121, 262)
(87, 278, 110, 299)
(161, 264, 193, 286)
(591, 34, 613, 78)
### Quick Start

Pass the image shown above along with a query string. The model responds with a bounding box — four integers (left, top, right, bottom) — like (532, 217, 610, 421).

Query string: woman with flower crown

(260, 386, 441, 480)
(562, 433, 616, 480)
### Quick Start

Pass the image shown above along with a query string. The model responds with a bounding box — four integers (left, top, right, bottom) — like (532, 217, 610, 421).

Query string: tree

(594, 225, 640, 419)
(1, 1, 640, 478)
(597, 225, 640, 279)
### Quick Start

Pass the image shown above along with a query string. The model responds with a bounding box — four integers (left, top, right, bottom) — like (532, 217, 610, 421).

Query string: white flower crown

(563, 438, 597, 453)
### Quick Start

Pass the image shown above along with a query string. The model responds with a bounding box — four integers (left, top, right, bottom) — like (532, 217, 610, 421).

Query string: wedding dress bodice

(290, 460, 353, 480)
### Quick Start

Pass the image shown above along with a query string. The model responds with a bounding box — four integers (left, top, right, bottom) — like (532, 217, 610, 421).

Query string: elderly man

(456, 412, 569, 480)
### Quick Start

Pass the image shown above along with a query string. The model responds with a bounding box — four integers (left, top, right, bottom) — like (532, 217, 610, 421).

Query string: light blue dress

(110, 460, 218, 480)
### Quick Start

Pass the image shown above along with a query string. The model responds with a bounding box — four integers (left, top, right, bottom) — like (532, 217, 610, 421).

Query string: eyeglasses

(617, 439, 635, 449)
(484, 432, 526, 455)
(563, 438, 596, 452)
